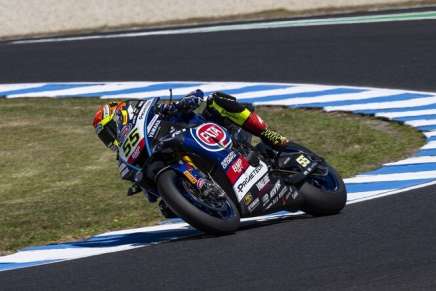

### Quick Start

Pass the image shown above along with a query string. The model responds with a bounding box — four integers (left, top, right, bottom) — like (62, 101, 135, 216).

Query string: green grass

(0, 99, 425, 253)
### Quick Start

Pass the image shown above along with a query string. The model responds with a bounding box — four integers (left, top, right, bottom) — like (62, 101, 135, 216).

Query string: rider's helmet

(92, 101, 125, 151)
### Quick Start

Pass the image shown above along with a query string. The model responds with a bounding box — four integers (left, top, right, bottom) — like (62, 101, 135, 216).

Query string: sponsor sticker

(127, 139, 145, 163)
(138, 109, 146, 120)
(127, 104, 134, 118)
(221, 151, 237, 169)
(118, 162, 130, 178)
(147, 114, 159, 133)
(262, 193, 270, 206)
(286, 187, 299, 200)
(196, 178, 206, 189)
(278, 186, 288, 199)
(132, 101, 144, 124)
(247, 197, 260, 212)
(198, 124, 223, 144)
(302, 162, 317, 176)
(296, 154, 311, 168)
(237, 163, 265, 193)
(148, 120, 161, 138)
(232, 158, 244, 174)
(226, 157, 250, 184)
(292, 190, 299, 200)
(233, 161, 268, 201)
(243, 193, 253, 205)
(256, 174, 270, 191)
(131, 144, 141, 160)
(137, 100, 152, 120)
(119, 124, 132, 144)
(147, 115, 161, 138)
(190, 123, 232, 152)
(269, 180, 282, 199)
(265, 196, 279, 210)
(283, 157, 292, 165)
(183, 170, 198, 184)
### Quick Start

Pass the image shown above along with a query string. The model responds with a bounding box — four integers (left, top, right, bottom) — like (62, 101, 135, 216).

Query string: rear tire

(156, 170, 240, 234)
(300, 165, 347, 216)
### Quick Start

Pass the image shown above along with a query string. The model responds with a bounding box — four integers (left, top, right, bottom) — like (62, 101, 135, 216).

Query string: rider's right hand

(158, 103, 177, 115)
(158, 89, 205, 116)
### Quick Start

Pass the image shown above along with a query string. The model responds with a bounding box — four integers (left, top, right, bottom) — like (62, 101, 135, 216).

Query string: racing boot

(243, 111, 289, 150)
(259, 128, 289, 150)
(127, 183, 142, 196)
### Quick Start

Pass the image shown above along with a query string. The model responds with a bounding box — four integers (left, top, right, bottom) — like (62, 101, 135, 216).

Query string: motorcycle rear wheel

(300, 165, 347, 216)
(156, 169, 240, 234)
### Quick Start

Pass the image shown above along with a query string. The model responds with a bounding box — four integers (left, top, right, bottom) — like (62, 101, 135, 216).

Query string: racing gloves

(159, 89, 205, 115)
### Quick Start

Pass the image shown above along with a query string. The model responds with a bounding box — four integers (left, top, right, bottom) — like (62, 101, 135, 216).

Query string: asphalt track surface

(1, 13, 436, 91)
(1, 9, 436, 291)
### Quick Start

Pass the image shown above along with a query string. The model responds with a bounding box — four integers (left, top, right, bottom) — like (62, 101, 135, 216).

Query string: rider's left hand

(177, 89, 205, 111)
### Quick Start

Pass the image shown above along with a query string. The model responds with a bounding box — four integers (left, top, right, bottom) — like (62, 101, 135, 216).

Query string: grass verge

(0, 98, 425, 253)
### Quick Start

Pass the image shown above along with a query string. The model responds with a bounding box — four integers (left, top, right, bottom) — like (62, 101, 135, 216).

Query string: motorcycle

(117, 96, 347, 234)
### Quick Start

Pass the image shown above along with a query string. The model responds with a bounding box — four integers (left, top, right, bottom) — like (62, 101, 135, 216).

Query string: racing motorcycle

(118, 96, 347, 234)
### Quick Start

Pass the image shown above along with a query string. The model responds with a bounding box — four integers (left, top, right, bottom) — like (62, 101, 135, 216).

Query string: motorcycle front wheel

(156, 169, 240, 234)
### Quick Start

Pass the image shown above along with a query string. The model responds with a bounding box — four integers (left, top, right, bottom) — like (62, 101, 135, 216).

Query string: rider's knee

(209, 92, 245, 113)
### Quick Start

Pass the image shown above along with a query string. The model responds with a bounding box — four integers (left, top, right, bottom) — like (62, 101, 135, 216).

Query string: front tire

(156, 170, 240, 234)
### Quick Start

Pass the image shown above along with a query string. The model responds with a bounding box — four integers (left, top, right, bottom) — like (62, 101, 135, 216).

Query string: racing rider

(92, 90, 289, 217)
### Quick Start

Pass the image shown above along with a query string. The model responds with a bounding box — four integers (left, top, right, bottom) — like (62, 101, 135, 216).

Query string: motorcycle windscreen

(118, 98, 159, 164)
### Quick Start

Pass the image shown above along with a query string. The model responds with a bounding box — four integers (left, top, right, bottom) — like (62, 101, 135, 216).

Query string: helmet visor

(96, 119, 117, 148)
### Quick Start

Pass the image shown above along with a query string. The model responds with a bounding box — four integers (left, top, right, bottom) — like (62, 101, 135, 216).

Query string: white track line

(345, 170, 436, 183)
(252, 89, 402, 106)
(325, 95, 436, 111)
(0, 212, 300, 264)
(421, 141, 436, 149)
(346, 189, 396, 201)
(100, 82, 252, 99)
(376, 109, 436, 119)
(405, 119, 436, 127)
(6, 82, 154, 98)
(232, 84, 334, 99)
(424, 131, 436, 138)
(0, 83, 48, 93)
(0, 223, 193, 263)
(385, 156, 436, 166)
(346, 180, 436, 204)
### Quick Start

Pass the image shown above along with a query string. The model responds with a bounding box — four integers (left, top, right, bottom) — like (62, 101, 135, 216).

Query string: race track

(1, 8, 436, 290)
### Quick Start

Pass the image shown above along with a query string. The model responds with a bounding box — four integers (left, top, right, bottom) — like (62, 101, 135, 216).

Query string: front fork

(170, 155, 207, 191)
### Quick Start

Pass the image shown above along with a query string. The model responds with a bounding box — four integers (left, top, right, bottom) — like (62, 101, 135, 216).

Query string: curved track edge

(1, 80, 436, 271)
